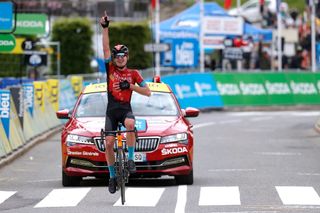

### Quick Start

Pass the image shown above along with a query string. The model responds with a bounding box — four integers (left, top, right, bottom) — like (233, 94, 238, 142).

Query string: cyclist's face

(114, 54, 128, 68)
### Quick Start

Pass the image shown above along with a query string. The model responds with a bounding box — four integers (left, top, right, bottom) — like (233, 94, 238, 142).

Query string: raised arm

(100, 12, 111, 59)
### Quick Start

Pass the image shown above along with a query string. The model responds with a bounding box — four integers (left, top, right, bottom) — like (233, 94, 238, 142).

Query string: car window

(75, 92, 107, 117)
(75, 91, 179, 117)
(131, 92, 179, 116)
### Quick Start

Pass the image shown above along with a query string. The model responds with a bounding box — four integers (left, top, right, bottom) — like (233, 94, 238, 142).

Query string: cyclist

(100, 13, 151, 194)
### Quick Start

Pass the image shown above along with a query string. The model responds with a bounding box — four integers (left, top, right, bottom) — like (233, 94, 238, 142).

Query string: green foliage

(108, 21, 153, 69)
(0, 54, 24, 77)
(51, 17, 94, 75)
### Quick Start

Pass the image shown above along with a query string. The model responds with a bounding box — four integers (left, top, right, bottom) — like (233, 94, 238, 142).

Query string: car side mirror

(56, 109, 70, 119)
(184, 107, 200, 117)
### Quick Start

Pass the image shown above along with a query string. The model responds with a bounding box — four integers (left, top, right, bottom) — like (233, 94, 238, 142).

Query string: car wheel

(62, 171, 81, 186)
(175, 170, 193, 185)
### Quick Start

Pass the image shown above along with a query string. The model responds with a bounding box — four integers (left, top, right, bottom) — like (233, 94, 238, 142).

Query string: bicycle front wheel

(117, 149, 126, 205)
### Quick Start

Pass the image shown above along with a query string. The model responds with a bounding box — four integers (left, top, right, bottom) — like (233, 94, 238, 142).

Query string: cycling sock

(128, 146, 134, 160)
(108, 165, 115, 178)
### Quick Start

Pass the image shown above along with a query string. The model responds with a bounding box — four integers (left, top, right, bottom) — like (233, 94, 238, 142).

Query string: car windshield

(75, 92, 108, 117)
(131, 92, 179, 116)
(75, 91, 179, 117)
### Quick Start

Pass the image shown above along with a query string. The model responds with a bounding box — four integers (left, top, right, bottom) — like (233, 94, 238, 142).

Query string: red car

(56, 81, 199, 186)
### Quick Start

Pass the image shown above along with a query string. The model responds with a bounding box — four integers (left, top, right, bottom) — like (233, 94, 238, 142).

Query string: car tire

(62, 171, 81, 186)
(175, 170, 193, 185)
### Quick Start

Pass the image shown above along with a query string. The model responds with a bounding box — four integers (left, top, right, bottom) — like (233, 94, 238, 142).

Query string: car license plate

(134, 152, 146, 162)
(125, 152, 146, 162)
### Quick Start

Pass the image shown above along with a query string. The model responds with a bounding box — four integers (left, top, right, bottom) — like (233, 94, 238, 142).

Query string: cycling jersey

(105, 59, 146, 110)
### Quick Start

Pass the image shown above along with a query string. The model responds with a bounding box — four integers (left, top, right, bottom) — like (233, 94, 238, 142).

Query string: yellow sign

(46, 79, 59, 111)
(147, 82, 170, 92)
(70, 76, 83, 97)
(83, 82, 170, 94)
(33, 81, 45, 112)
(83, 83, 107, 94)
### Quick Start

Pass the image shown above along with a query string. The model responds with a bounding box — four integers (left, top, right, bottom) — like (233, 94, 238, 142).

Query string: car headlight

(160, 133, 188, 144)
(66, 134, 94, 146)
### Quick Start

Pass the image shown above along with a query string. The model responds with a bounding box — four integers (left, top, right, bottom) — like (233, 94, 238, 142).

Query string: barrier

(0, 78, 66, 163)
(213, 72, 320, 106)
(160, 72, 320, 108)
(0, 121, 12, 157)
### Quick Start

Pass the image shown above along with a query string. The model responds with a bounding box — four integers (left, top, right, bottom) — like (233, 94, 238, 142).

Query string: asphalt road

(0, 110, 320, 213)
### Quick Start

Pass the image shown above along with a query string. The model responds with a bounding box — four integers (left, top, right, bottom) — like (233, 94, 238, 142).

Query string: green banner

(14, 13, 47, 36)
(213, 72, 320, 106)
(0, 34, 16, 52)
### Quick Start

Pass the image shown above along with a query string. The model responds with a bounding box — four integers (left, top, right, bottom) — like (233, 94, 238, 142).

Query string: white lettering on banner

(265, 81, 291, 95)
(161, 147, 188, 155)
(175, 84, 190, 99)
(317, 81, 320, 91)
(0, 93, 10, 118)
(24, 86, 33, 109)
(290, 81, 318, 95)
(194, 82, 220, 97)
(17, 21, 43, 28)
(175, 42, 194, 66)
(0, 40, 14, 46)
(0, 18, 10, 22)
(240, 82, 266, 95)
(217, 83, 241, 95)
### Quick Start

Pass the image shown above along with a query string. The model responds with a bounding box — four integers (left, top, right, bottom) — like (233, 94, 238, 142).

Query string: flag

(224, 0, 232, 10)
(151, 0, 156, 10)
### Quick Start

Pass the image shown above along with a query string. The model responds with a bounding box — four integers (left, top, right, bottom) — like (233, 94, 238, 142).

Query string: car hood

(69, 116, 187, 137)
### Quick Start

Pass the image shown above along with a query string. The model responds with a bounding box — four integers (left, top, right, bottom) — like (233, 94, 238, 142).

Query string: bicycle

(101, 123, 137, 205)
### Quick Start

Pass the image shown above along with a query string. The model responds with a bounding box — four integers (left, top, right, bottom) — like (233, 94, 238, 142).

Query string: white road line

(175, 185, 187, 213)
(255, 152, 302, 156)
(27, 178, 60, 183)
(218, 119, 241, 124)
(250, 117, 273, 122)
(34, 188, 91, 208)
(114, 187, 165, 206)
(289, 112, 320, 117)
(276, 186, 320, 205)
(193, 122, 216, 129)
(0, 191, 16, 204)
(298, 173, 320, 176)
(208, 169, 256, 172)
(199, 186, 241, 206)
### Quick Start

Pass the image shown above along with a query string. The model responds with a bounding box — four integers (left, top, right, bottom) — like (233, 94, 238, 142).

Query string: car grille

(93, 136, 160, 153)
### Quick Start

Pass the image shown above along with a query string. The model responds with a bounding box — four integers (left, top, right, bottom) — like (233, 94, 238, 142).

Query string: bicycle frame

(101, 126, 137, 205)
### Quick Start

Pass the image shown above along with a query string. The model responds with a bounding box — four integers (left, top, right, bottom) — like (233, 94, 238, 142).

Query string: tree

(51, 18, 94, 75)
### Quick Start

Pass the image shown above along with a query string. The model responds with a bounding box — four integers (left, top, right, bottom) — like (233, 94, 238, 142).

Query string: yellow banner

(33, 81, 45, 112)
(70, 76, 83, 98)
(46, 79, 59, 111)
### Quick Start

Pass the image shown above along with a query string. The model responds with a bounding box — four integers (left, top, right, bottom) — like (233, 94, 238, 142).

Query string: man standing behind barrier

(100, 12, 151, 194)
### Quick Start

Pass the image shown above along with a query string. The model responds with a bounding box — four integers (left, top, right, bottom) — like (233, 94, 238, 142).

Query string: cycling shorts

(105, 108, 135, 136)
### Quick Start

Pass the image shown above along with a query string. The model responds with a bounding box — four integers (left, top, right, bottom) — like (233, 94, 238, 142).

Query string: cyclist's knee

(125, 119, 135, 130)
(105, 137, 114, 151)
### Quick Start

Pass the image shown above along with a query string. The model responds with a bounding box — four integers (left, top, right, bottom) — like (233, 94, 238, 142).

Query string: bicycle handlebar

(100, 128, 137, 137)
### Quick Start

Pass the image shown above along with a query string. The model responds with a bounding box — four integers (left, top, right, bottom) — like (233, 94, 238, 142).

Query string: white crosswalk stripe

(0, 191, 16, 204)
(34, 188, 91, 208)
(1, 186, 320, 209)
(113, 187, 165, 206)
(276, 186, 320, 205)
(199, 186, 241, 206)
